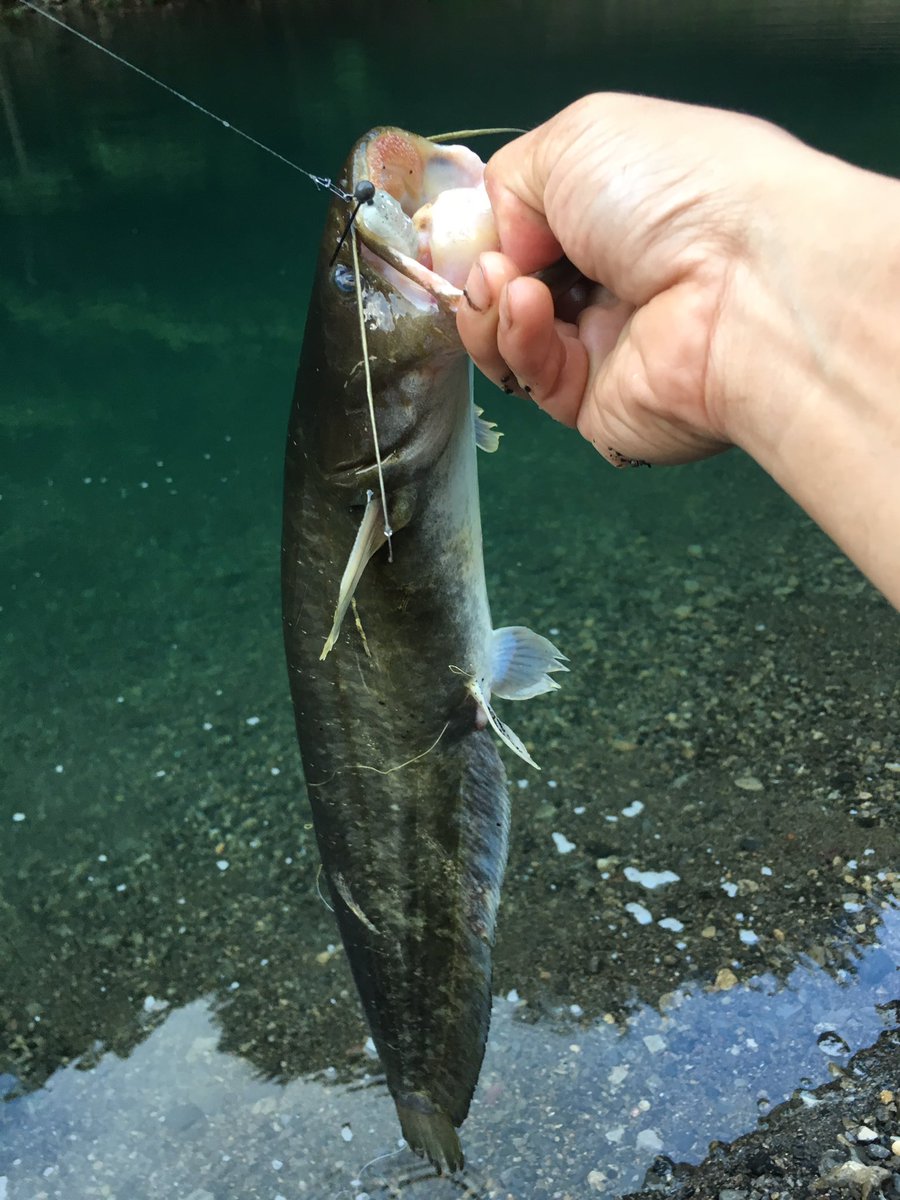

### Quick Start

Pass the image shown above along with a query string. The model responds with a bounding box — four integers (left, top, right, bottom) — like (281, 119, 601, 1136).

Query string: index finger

(483, 127, 564, 273)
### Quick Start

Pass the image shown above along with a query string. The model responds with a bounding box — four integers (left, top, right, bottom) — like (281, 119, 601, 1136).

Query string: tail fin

(396, 1092, 464, 1174)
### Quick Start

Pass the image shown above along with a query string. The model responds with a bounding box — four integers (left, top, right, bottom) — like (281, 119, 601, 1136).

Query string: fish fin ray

(474, 404, 502, 452)
(468, 676, 539, 769)
(490, 625, 568, 700)
(320, 492, 386, 660)
(397, 1093, 464, 1173)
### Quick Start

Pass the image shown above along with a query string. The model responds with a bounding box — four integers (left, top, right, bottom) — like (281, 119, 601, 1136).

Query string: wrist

(715, 152, 900, 605)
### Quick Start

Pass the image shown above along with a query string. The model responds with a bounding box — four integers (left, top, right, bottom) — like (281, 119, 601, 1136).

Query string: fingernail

(464, 262, 489, 312)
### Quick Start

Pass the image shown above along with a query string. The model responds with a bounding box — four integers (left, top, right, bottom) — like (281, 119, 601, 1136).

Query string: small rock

(636, 1128, 664, 1153)
(714, 968, 738, 991)
(812, 1159, 890, 1199)
(856, 1126, 879, 1143)
(734, 776, 763, 792)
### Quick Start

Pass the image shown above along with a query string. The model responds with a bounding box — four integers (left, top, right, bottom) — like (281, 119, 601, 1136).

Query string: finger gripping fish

(281, 127, 566, 1173)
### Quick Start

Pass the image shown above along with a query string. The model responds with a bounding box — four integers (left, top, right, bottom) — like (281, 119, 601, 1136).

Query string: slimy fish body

(281, 128, 565, 1172)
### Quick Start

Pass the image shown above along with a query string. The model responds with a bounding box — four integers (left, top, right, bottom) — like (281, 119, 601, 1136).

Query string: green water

(1, 3, 899, 1198)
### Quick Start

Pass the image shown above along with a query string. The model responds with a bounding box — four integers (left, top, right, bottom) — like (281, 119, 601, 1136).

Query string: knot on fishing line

(330, 180, 377, 266)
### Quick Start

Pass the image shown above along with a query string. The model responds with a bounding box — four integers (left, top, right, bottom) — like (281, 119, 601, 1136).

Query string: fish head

(307, 128, 499, 491)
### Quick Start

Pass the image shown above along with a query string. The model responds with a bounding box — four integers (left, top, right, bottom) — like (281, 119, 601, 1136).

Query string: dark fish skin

(281, 129, 509, 1172)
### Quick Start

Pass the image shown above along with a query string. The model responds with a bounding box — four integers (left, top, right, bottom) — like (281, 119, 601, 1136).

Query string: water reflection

(1, 904, 897, 1197)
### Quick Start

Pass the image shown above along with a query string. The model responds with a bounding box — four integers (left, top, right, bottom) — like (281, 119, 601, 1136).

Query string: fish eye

(332, 265, 356, 294)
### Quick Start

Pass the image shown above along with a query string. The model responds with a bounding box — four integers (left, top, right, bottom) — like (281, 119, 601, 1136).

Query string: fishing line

(330, 179, 375, 265)
(350, 227, 393, 559)
(16, 0, 351, 200)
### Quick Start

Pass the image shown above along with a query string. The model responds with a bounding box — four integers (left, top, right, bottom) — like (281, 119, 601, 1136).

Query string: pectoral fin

(490, 626, 568, 700)
(320, 492, 386, 660)
(474, 405, 502, 453)
(468, 676, 540, 770)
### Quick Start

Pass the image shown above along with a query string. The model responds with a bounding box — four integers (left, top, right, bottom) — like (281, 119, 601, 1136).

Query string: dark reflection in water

(1, 2, 899, 1198)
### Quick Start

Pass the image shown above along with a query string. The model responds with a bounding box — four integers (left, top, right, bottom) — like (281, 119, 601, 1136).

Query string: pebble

(856, 1125, 878, 1142)
(621, 799, 644, 817)
(636, 1128, 663, 1153)
(658, 917, 685, 932)
(624, 867, 680, 889)
(714, 968, 739, 991)
(625, 901, 653, 926)
(734, 776, 763, 791)
(551, 832, 576, 854)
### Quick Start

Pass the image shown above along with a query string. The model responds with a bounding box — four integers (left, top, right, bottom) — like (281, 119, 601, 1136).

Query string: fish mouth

(350, 129, 499, 313)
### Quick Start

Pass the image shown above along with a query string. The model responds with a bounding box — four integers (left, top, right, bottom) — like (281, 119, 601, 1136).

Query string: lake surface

(1, 2, 899, 1198)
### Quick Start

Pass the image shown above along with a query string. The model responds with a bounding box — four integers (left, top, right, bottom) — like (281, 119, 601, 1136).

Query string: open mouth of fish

(350, 129, 499, 311)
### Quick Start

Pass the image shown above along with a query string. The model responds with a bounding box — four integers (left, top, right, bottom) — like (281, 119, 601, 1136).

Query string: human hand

(458, 94, 823, 466)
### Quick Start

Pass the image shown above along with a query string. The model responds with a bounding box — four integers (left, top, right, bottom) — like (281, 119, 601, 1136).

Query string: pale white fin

(490, 626, 568, 700)
(474, 404, 502, 453)
(468, 676, 540, 770)
(333, 871, 380, 935)
(320, 492, 386, 660)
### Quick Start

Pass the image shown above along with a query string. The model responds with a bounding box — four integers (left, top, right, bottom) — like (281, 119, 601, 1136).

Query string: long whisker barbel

(16, 0, 352, 200)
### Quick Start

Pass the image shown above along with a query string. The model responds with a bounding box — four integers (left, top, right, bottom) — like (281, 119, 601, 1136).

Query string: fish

(281, 127, 566, 1173)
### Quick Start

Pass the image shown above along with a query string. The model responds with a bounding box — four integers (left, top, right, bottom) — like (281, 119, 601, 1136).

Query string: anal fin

(474, 404, 502, 453)
(320, 491, 386, 660)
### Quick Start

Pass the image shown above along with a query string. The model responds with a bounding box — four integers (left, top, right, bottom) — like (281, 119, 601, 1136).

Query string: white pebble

(658, 917, 684, 932)
(516, 778, 529, 789)
(547, 779, 557, 788)
(246, 716, 261, 726)
(271, 1158, 283, 1170)
(624, 867, 680, 890)
(12, 812, 25, 823)
(506, 988, 520, 1004)
(636, 1128, 664, 1153)
(341, 1124, 353, 1142)
(270, 767, 281, 776)
(625, 901, 653, 926)
(54, 764, 64, 774)
(569, 1003, 583, 1017)
(216, 860, 230, 871)
(721, 880, 738, 898)
(573, 805, 586, 815)
(643, 1034, 666, 1054)
(202, 722, 213, 731)
(551, 832, 576, 855)
(739, 929, 759, 946)
(621, 800, 644, 818)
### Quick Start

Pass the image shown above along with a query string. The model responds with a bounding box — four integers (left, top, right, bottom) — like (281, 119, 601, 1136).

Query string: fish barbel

(281, 127, 566, 1172)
